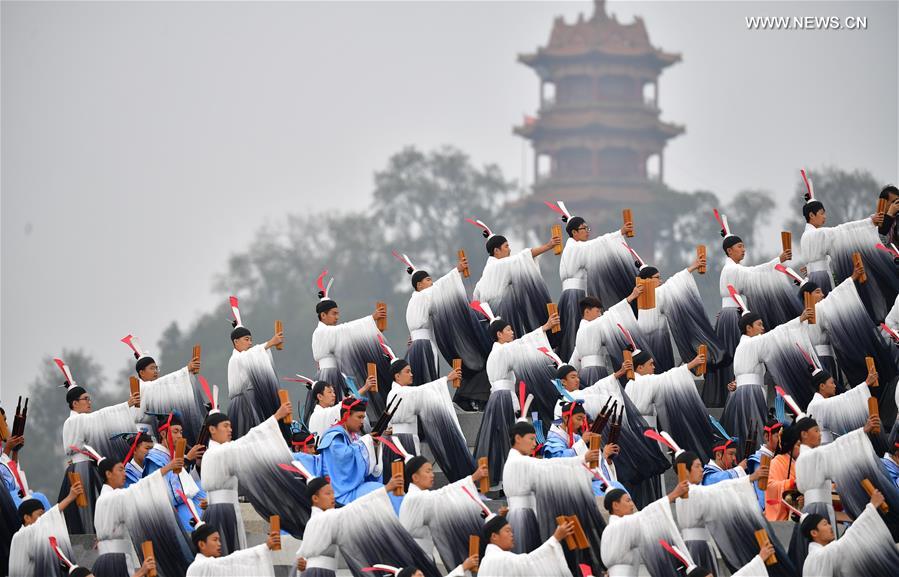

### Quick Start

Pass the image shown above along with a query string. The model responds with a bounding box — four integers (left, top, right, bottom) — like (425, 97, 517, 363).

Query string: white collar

(407, 483, 425, 495)
(100, 484, 116, 495)
(484, 543, 505, 556)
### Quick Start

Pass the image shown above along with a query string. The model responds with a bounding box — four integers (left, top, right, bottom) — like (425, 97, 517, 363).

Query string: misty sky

(3, 1, 897, 402)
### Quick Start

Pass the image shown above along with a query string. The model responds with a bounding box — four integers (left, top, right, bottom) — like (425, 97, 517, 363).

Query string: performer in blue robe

(123, 433, 154, 487)
(141, 414, 207, 533)
(543, 400, 605, 497)
(746, 417, 782, 511)
(702, 438, 748, 485)
(317, 397, 383, 505)
(290, 426, 325, 479)
(883, 432, 899, 489)
(0, 439, 50, 510)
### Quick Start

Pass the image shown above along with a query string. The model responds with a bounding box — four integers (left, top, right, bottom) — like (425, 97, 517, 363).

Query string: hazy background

(3, 0, 897, 405)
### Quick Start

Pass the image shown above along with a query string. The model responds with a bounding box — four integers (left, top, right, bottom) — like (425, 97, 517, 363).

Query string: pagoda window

(557, 148, 592, 178)
(597, 75, 639, 103)
(557, 76, 593, 105)
(598, 148, 640, 179)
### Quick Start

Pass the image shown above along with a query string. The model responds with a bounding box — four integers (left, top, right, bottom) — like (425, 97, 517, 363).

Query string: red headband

(292, 434, 314, 448)
(713, 439, 733, 454)
(764, 422, 783, 434)
(122, 433, 143, 466)
(336, 398, 362, 426)
(158, 413, 175, 458)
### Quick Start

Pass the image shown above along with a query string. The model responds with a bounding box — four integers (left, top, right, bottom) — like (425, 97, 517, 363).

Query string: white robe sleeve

(802, 503, 892, 577)
(732, 554, 769, 577)
(185, 545, 274, 577)
(478, 538, 572, 577)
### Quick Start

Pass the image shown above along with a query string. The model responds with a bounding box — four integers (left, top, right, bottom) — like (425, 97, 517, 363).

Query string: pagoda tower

(513, 0, 683, 255)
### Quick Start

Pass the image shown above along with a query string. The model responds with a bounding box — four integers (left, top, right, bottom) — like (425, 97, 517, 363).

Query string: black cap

(316, 300, 338, 316)
(135, 356, 156, 374)
(565, 216, 585, 237)
(801, 513, 825, 540)
(306, 476, 330, 500)
(603, 488, 628, 513)
(230, 326, 251, 342)
(738, 312, 762, 334)
(404, 455, 429, 490)
(65, 386, 88, 407)
(411, 270, 429, 289)
(17, 498, 45, 521)
(723, 235, 743, 252)
(486, 235, 507, 256)
(191, 523, 220, 549)
(555, 364, 577, 380)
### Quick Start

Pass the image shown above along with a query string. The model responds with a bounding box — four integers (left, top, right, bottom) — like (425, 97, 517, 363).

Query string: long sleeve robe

(478, 539, 572, 577)
(186, 545, 274, 577)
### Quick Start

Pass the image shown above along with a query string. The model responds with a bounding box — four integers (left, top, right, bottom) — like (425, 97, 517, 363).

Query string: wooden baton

(458, 249, 470, 278)
(853, 252, 867, 283)
(552, 224, 563, 255)
(623, 350, 635, 380)
(754, 528, 777, 566)
(546, 302, 560, 333)
(270, 515, 281, 550)
(556, 516, 578, 550)
(274, 320, 284, 350)
(367, 363, 379, 393)
(623, 209, 634, 238)
(469, 535, 480, 571)
(695, 344, 707, 376)
(129, 376, 140, 408)
(392, 461, 405, 496)
(868, 397, 880, 434)
(452, 359, 462, 388)
(478, 457, 490, 493)
(174, 438, 186, 474)
(781, 231, 792, 254)
(677, 463, 689, 499)
(376, 302, 388, 332)
(861, 478, 889, 513)
(697, 244, 706, 274)
(142, 541, 157, 577)
(588, 435, 600, 469)
(191, 344, 202, 373)
(804, 292, 816, 324)
(68, 471, 87, 508)
(866, 357, 879, 387)
(278, 389, 291, 423)
(758, 453, 772, 491)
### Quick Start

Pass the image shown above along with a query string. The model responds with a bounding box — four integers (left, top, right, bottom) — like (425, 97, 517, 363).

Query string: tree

(14, 351, 117, 499)
(152, 146, 516, 416)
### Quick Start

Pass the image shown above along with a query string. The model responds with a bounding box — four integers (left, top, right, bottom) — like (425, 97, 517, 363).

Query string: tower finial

(593, 0, 607, 20)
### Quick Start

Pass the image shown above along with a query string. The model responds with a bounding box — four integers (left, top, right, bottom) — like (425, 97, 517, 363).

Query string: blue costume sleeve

(124, 462, 142, 487)
(0, 466, 23, 508)
(882, 457, 899, 489)
(543, 432, 579, 459)
(701, 465, 744, 486)
(294, 452, 325, 478)
(319, 431, 382, 504)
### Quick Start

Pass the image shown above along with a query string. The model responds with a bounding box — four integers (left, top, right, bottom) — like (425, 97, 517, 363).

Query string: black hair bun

(793, 279, 801, 286)
(804, 192, 812, 202)
(406, 266, 414, 275)
(317, 290, 325, 298)
(626, 344, 635, 352)
(133, 352, 140, 360)
(561, 215, 568, 222)
(231, 320, 238, 328)
(482, 230, 489, 238)
(634, 260, 641, 268)
(720, 229, 726, 238)
(806, 365, 815, 374)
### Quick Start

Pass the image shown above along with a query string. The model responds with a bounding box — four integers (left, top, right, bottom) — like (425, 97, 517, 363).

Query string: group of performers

(2, 174, 899, 577)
